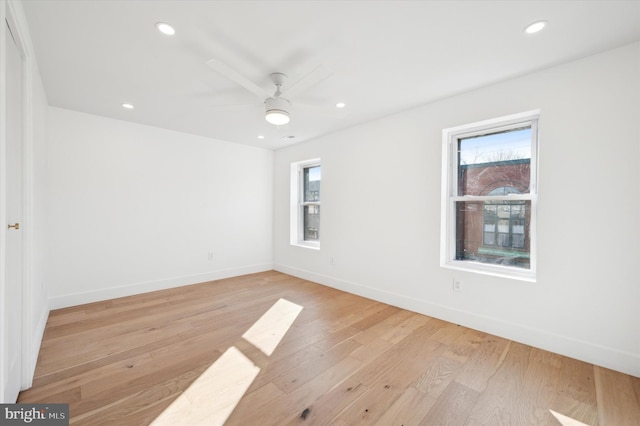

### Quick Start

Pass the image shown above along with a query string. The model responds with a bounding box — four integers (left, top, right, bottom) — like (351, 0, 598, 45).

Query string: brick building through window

(456, 159, 531, 267)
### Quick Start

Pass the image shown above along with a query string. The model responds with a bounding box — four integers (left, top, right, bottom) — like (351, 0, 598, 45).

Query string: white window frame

(440, 110, 539, 282)
(290, 158, 321, 250)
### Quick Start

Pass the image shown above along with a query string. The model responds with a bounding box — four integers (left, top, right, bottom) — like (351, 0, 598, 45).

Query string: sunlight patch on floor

(549, 409, 591, 426)
(242, 298, 304, 356)
(151, 346, 259, 425)
(151, 298, 303, 425)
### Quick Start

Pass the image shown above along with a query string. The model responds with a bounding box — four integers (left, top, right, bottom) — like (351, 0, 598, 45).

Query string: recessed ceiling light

(257, 135, 265, 139)
(524, 20, 547, 34)
(122, 103, 134, 109)
(156, 22, 175, 36)
(336, 102, 346, 109)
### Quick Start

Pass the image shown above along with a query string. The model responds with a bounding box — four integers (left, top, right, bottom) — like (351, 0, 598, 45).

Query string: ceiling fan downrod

(265, 72, 291, 125)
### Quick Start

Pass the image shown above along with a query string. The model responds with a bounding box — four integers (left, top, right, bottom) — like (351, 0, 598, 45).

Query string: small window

(441, 111, 539, 281)
(290, 159, 321, 249)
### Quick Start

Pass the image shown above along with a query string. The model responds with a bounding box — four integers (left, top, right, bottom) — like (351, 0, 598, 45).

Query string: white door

(4, 16, 24, 402)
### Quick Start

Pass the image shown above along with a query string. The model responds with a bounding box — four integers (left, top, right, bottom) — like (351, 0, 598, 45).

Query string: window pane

(497, 233, 510, 247)
(512, 234, 525, 248)
(497, 219, 510, 233)
(483, 232, 495, 245)
(458, 128, 531, 196)
(513, 222, 525, 234)
(304, 166, 321, 202)
(456, 200, 531, 268)
(303, 205, 320, 241)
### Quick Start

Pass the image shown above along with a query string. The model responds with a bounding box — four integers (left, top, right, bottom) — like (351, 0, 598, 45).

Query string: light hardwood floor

(18, 271, 640, 425)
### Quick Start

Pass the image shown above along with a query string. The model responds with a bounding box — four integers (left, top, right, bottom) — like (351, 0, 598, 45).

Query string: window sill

(442, 260, 536, 283)
(291, 242, 320, 250)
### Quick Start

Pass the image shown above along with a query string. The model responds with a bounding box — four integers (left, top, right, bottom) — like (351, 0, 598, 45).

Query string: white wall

(46, 108, 273, 308)
(274, 42, 640, 377)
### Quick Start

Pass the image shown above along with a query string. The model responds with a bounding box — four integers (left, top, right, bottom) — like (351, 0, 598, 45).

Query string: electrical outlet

(208, 252, 214, 261)
(330, 257, 335, 266)
(453, 278, 463, 292)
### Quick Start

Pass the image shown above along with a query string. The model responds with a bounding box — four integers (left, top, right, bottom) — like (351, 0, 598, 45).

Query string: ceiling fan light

(266, 111, 290, 125)
(265, 97, 291, 125)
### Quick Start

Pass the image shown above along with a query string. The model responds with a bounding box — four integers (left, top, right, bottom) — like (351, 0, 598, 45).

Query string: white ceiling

(21, 1, 640, 150)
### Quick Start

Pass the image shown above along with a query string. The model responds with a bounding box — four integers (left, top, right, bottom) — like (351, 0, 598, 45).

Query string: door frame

(1, 0, 36, 401)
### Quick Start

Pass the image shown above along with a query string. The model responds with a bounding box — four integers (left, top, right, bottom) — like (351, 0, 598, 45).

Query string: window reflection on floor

(151, 298, 303, 425)
(549, 409, 590, 426)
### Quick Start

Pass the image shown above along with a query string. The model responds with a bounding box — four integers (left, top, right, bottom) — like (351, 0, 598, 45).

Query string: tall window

(441, 111, 538, 281)
(290, 159, 321, 249)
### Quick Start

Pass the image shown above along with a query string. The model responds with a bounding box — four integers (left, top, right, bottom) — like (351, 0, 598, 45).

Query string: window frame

(440, 110, 539, 282)
(290, 158, 321, 250)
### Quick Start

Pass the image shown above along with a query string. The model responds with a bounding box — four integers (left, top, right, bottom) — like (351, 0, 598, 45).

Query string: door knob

(7, 223, 19, 230)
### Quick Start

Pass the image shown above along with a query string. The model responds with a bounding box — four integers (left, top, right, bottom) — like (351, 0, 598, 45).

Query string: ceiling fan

(205, 58, 332, 126)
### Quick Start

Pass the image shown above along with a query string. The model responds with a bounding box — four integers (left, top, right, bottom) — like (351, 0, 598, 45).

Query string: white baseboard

(49, 263, 273, 309)
(274, 263, 640, 378)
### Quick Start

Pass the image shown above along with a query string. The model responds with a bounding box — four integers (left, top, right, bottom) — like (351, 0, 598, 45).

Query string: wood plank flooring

(18, 271, 640, 425)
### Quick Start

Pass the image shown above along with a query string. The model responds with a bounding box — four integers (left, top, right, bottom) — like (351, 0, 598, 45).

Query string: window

(441, 111, 539, 281)
(290, 159, 321, 249)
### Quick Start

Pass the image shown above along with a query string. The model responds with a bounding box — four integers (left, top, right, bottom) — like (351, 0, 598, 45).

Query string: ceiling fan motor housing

(265, 97, 291, 125)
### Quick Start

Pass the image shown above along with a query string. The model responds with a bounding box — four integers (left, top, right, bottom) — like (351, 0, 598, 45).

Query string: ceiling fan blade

(281, 65, 332, 100)
(296, 101, 348, 119)
(210, 102, 261, 112)
(206, 58, 272, 99)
